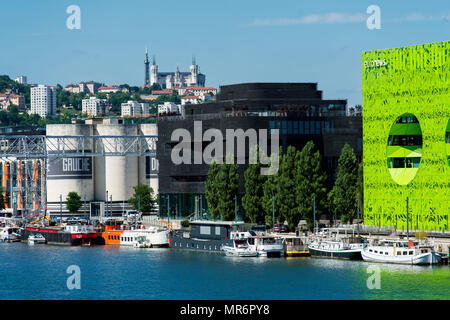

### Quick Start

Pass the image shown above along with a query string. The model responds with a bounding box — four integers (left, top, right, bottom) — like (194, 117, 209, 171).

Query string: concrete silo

(46, 124, 94, 215)
(138, 123, 158, 197)
(94, 124, 139, 215)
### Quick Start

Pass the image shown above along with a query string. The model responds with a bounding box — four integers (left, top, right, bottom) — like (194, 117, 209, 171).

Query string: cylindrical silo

(95, 124, 139, 214)
(46, 124, 94, 215)
(139, 124, 158, 196)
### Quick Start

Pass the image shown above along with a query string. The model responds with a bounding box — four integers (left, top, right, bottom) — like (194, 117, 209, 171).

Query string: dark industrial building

(157, 83, 362, 219)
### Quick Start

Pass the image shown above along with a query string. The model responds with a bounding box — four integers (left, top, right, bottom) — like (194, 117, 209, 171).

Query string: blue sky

(0, 0, 448, 106)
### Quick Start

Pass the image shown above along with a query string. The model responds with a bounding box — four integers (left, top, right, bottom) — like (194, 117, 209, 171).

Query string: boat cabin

(188, 221, 249, 240)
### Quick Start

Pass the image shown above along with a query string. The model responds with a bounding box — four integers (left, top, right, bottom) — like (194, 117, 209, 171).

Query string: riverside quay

(157, 82, 362, 218)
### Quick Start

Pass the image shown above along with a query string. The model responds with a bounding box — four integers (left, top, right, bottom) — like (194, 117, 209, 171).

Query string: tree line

(205, 141, 363, 231)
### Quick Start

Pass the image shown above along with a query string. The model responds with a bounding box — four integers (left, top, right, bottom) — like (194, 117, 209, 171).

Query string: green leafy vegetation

(205, 157, 239, 221)
(328, 144, 359, 224)
(65, 192, 82, 214)
(128, 184, 157, 213)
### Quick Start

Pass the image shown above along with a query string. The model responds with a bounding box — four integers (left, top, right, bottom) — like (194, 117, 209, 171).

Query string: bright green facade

(362, 41, 450, 231)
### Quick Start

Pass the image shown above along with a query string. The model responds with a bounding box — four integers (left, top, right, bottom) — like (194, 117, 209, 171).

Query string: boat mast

(356, 196, 360, 237)
(406, 197, 409, 242)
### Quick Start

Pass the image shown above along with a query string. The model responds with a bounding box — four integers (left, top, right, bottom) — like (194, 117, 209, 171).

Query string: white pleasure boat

(28, 233, 46, 245)
(247, 235, 284, 257)
(222, 238, 258, 257)
(0, 226, 21, 242)
(361, 239, 441, 265)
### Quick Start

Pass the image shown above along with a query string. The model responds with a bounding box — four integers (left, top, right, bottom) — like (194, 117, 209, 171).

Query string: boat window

(200, 226, 211, 235)
(397, 252, 401, 255)
(403, 251, 407, 255)
(409, 251, 413, 255)
(374, 250, 378, 254)
(263, 238, 276, 244)
(385, 252, 388, 255)
(369, 249, 372, 252)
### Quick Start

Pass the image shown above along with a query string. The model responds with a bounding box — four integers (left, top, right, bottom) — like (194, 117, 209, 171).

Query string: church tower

(190, 55, 198, 86)
(144, 48, 150, 86)
(150, 55, 158, 86)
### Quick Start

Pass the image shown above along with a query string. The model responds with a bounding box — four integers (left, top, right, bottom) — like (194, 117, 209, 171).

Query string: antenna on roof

(192, 55, 196, 65)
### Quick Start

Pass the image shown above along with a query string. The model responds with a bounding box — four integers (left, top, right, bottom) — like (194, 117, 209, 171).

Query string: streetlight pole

(234, 195, 237, 221)
(272, 195, 275, 229)
(356, 196, 360, 237)
(105, 190, 108, 218)
(199, 194, 202, 220)
(406, 197, 409, 242)
(312, 196, 316, 234)
(138, 195, 141, 214)
(59, 194, 62, 224)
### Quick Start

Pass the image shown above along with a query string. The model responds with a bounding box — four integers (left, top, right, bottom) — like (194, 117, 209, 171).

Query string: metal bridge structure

(0, 135, 157, 158)
(0, 135, 158, 219)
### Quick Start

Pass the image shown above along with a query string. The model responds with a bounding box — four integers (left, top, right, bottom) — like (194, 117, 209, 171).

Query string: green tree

(261, 151, 280, 225)
(65, 192, 82, 214)
(276, 146, 297, 227)
(128, 184, 156, 213)
(356, 161, 364, 217)
(242, 146, 265, 224)
(205, 160, 221, 220)
(295, 141, 327, 231)
(216, 157, 239, 221)
(328, 144, 359, 224)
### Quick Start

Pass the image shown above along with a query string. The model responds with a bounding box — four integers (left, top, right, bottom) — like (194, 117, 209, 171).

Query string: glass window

(299, 121, 304, 134)
(200, 226, 211, 235)
(287, 121, 293, 134)
(293, 121, 298, 134)
(305, 121, 309, 135)
(316, 121, 321, 134)
(215, 227, 220, 235)
(282, 121, 287, 134)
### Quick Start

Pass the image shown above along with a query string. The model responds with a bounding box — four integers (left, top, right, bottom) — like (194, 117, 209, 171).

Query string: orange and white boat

(101, 219, 125, 245)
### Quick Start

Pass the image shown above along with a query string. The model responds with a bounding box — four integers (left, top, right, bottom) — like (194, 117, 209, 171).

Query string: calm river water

(0, 243, 448, 300)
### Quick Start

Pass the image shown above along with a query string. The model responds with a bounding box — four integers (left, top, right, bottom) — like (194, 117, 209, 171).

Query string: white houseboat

(361, 239, 441, 265)
(120, 227, 169, 248)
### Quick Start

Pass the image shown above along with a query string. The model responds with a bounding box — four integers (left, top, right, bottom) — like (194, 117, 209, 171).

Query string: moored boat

(100, 218, 125, 245)
(0, 226, 21, 242)
(247, 235, 284, 257)
(222, 238, 258, 257)
(308, 227, 366, 260)
(361, 239, 441, 265)
(308, 239, 363, 260)
(28, 233, 46, 245)
(22, 219, 97, 246)
(283, 236, 309, 256)
(120, 226, 170, 248)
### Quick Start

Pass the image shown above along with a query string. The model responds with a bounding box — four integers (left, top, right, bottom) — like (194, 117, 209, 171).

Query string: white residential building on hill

(121, 101, 149, 117)
(31, 85, 56, 118)
(82, 97, 110, 116)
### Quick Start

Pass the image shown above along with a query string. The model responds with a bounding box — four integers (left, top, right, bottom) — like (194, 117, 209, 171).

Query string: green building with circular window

(362, 40, 450, 231)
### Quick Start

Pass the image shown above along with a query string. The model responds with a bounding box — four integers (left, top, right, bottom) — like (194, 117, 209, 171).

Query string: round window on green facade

(386, 113, 422, 185)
